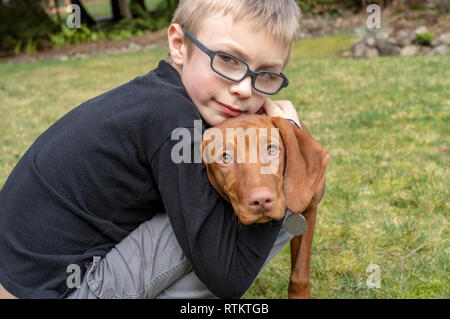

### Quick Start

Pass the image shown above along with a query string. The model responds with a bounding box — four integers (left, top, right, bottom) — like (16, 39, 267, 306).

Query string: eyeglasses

(183, 29, 289, 95)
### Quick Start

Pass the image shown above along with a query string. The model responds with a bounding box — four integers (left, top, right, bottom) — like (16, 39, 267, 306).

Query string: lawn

(0, 35, 449, 298)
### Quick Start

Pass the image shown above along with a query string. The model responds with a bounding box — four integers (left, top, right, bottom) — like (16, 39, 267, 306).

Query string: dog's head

(201, 114, 330, 225)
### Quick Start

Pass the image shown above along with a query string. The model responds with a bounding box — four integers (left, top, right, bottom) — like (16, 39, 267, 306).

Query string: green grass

(247, 40, 450, 298)
(0, 35, 449, 298)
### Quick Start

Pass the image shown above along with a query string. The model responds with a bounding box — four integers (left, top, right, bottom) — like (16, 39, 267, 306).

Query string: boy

(0, 0, 302, 299)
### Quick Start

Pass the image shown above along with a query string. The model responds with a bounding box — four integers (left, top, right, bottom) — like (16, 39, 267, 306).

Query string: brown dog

(201, 114, 330, 298)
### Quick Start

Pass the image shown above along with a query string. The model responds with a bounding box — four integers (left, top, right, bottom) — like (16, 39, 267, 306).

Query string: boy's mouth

(215, 100, 243, 117)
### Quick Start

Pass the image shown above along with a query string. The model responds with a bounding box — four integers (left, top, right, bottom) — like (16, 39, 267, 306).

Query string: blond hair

(171, 0, 302, 46)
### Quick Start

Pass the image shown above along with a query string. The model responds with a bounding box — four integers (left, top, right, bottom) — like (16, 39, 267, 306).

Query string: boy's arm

(150, 131, 282, 299)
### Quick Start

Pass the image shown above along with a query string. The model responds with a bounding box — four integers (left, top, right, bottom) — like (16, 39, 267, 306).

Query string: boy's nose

(229, 76, 253, 98)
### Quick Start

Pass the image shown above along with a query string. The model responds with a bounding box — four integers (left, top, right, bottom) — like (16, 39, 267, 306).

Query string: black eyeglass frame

(183, 28, 289, 95)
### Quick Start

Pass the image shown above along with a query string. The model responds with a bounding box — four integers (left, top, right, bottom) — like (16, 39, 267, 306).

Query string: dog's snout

(248, 188, 274, 212)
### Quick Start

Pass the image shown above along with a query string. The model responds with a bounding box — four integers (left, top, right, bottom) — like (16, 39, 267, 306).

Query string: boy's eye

(259, 72, 277, 81)
(218, 54, 237, 64)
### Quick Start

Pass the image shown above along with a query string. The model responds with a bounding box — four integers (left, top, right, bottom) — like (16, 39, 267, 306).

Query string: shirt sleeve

(149, 130, 283, 298)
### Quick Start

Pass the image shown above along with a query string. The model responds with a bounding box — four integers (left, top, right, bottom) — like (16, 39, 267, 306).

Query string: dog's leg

(288, 206, 317, 299)
(290, 235, 300, 272)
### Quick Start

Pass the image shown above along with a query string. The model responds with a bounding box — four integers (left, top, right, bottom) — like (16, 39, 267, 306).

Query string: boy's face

(169, 13, 291, 126)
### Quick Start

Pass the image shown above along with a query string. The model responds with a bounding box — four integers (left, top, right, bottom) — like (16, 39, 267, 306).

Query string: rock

(431, 38, 440, 47)
(366, 48, 379, 58)
(435, 33, 450, 46)
(401, 45, 420, 57)
(415, 26, 427, 35)
(354, 26, 367, 37)
(428, 45, 450, 56)
(311, 30, 325, 38)
(74, 53, 88, 59)
(296, 32, 310, 39)
(374, 30, 390, 42)
(388, 37, 398, 45)
(128, 42, 141, 50)
(396, 29, 416, 47)
(420, 46, 432, 55)
(333, 29, 347, 36)
(302, 19, 322, 32)
(365, 36, 376, 47)
(352, 41, 368, 57)
(376, 41, 401, 56)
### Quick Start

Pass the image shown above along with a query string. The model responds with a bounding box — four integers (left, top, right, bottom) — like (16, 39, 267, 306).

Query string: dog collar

(287, 119, 302, 130)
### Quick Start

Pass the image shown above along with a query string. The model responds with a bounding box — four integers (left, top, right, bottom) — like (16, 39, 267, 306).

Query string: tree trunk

(55, 0, 62, 24)
(70, 0, 96, 26)
(111, 0, 122, 21)
(119, 0, 132, 20)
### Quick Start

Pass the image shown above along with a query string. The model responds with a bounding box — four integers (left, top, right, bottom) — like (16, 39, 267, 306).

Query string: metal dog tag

(285, 213, 307, 236)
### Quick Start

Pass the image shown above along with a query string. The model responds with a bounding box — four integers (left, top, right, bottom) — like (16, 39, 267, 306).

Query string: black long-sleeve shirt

(0, 60, 282, 299)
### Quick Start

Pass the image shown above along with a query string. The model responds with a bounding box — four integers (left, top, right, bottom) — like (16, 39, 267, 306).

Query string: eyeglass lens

(211, 52, 284, 94)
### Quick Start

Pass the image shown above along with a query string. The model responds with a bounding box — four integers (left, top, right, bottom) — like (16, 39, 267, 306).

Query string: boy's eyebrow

(220, 42, 284, 71)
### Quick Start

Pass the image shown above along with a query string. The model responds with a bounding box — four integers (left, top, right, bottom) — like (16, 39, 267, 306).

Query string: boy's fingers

(273, 100, 292, 111)
(261, 97, 274, 112)
(261, 97, 283, 117)
(261, 99, 301, 126)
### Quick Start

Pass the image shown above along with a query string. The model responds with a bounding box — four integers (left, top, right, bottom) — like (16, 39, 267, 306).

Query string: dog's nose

(248, 188, 274, 212)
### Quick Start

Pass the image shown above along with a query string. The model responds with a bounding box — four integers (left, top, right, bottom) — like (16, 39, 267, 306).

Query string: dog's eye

(267, 144, 278, 156)
(220, 152, 234, 164)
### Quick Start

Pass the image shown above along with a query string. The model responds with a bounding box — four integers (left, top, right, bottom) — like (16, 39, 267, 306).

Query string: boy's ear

(167, 23, 186, 66)
(271, 117, 330, 214)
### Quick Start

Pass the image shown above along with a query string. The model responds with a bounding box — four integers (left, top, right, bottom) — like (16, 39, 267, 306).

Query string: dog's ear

(200, 128, 230, 202)
(200, 128, 214, 165)
(271, 117, 330, 214)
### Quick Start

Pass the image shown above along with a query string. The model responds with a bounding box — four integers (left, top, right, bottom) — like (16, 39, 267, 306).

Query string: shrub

(0, 0, 59, 56)
(416, 32, 435, 46)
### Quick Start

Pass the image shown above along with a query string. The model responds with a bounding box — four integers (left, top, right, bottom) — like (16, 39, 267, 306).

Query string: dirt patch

(0, 28, 169, 64)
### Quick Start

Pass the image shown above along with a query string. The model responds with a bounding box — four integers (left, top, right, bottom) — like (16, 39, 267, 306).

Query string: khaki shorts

(67, 212, 293, 299)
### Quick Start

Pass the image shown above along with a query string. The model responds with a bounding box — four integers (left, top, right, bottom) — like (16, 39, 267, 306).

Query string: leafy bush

(48, 16, 164, 48)
(49, 24, 108, 47)
(416, 32, 435, 46)
(0, 0, 59, 55)
(1, 0, 175, 55)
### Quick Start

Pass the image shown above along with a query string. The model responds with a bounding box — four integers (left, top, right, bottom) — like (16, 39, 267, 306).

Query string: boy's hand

(259, 97, 301, 127)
